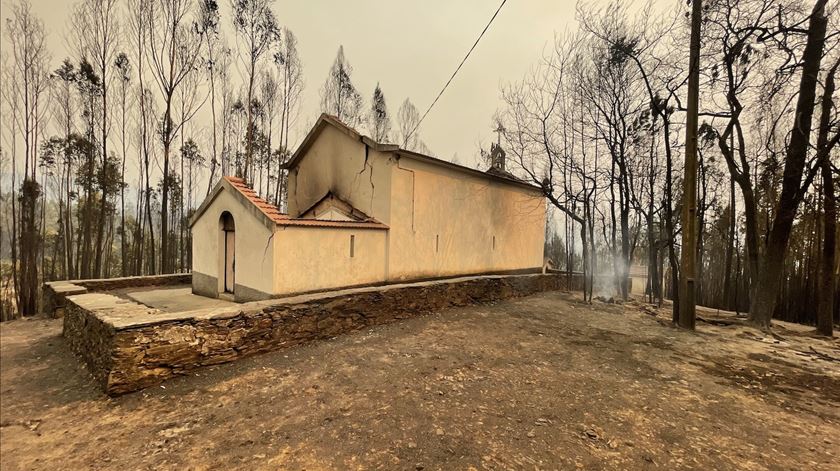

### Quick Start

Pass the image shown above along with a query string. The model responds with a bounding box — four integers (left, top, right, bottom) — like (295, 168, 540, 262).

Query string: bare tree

(146, 0, 205, 274)
(320, 45, 363, 127)
(176, 58, 207, 272)
(115, 52, 131, 276)
(127, 0, 155, 275)
(368, 83, 391, 142)
(705, 0, 834, 328)
(5, 0, 51, 315)
(272, 27, 303, 208)
(497, 33, 595, 301)
(231, 0, 279, 181)
(582, 1, 687, 314)
(816, 56, 839, 336)
(396, 98, 420, 149)
(49, 59, 78, 279)
(220, 77, 236, 177)
(200, 0, 222, 195)
(748, 0, 833, 328)
(71, 0, 120, 278)
(258, 68, 278, 197)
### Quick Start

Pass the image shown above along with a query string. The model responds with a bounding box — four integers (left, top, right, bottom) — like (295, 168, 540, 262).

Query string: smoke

(593, 255, 628, 301)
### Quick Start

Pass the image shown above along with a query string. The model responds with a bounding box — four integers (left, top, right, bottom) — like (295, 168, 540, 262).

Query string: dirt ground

(1, 291, 838, 470)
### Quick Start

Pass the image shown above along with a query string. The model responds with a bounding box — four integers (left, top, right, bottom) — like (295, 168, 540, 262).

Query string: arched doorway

(220, 212, 235, 293)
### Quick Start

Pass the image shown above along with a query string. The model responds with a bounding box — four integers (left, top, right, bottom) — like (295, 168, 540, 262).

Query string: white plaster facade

(190, 114, 547, 301)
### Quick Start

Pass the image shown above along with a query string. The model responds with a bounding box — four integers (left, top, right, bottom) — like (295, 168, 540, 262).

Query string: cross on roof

(493, 122, 506, 146)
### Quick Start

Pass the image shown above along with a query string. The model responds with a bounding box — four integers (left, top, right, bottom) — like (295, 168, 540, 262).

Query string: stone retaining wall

(63, 300, 118, 388)
(63, 292, 167, 390)
(63, 273, 583, 395)
(43, 273, 191, 318)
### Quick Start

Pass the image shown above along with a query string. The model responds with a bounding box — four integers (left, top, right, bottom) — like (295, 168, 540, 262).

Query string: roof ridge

(223, 176, 289, 223)
(196, 176, 388, 230)
(284, 115, 542, 193)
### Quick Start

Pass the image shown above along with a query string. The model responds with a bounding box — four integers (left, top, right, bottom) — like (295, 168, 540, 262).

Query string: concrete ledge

(73, 273, 192, 291)
(63, 273, 583, 395)
(43, 273, 191, 318)
(42, 283, 88, 319)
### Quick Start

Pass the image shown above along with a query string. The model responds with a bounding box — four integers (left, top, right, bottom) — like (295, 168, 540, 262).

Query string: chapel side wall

(387, 157, 546, 281)
(273, 226, 387, 296)
(286, 125, 393, 223)
(191, 188, 275, 300)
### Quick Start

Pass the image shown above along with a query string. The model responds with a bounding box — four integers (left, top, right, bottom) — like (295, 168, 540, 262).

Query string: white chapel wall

(191, 187, 275, 300)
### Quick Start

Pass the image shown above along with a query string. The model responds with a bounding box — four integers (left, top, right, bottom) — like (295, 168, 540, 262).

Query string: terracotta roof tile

(222, 176, 388, 230)
(223, 176, 286, 222)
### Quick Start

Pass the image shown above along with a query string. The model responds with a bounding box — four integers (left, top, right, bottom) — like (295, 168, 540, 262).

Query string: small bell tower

(490, 123, 506, 171)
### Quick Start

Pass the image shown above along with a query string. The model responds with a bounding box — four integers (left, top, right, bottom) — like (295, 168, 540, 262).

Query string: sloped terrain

(1, 291, 838, 470)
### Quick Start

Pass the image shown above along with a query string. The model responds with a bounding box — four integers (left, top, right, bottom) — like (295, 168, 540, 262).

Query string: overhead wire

(403, 0, 509, 146)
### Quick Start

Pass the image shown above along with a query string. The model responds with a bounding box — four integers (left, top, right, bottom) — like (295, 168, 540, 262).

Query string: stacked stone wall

(63, 300, 117, 389)
(63, 273, 583, 395)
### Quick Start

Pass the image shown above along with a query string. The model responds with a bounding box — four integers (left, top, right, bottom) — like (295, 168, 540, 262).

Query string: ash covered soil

(1, 291, 839, 470)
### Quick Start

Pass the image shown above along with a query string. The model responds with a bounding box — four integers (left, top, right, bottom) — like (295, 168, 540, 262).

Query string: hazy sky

(2, 0, 675, 170)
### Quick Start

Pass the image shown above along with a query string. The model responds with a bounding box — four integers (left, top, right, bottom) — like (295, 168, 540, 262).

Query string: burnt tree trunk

(817, 57, 839, 336)
(749, 0, 828, 328)
(723, 176, 735, 309)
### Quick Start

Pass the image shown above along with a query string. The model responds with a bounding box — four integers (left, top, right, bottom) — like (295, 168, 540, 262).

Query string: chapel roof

(189, 176, 388, 230)
(224, 176, 286, 223)
(284, 114, 542, 193)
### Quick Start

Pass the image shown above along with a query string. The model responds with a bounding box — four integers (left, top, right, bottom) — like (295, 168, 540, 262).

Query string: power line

(404, 0, 508, 147)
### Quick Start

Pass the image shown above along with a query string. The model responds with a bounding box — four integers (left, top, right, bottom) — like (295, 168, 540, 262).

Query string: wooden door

(224, 230, 235, 292)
